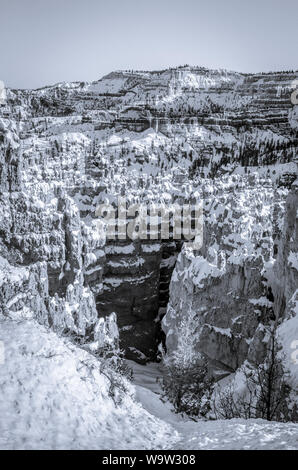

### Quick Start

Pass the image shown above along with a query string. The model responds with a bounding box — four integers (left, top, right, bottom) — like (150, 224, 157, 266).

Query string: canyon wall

(162, 174, 295, 376)
(0, 66, 297, 365)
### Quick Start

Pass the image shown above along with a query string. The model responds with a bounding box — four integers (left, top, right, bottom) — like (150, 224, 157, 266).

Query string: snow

(249, 297, 273, 307)
(104, 272, 153, 288)
(141, 243, 161, 253)
(105, 244, 135, 255)
(184, 254, 224, 288)
(0, 316, 297, 450)
(0, 256, 29, 287)
(160, 255, 177, 268)
(87, 77, 127, 94)
(208, 325, 232, 338)
(288, 251, 298, 271)
(277, 298, 298, 392)
(0, 317, 176, 450)
(128, 361, 298, 450)
(107, 257, 145, 268)
(1, 66, 297, 451)
(174, 419, 298, 450)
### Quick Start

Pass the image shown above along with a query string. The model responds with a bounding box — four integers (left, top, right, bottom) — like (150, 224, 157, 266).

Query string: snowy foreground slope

(0, 317, 297, 450)
(130, 362, 298, 450)
(0, 317, 176, 450)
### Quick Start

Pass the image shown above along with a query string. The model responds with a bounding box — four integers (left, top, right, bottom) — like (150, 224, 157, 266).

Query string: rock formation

(0, 66, 297, 372)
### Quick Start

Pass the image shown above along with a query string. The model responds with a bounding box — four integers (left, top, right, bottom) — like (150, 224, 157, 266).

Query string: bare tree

(160, 307, 214, 417)
(214, 327, 296, 422)
(161, 354, 214, 417)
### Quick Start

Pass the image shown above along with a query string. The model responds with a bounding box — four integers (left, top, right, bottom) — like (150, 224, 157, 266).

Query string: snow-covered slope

(1, 318, 297, 450)
(128, 361, 298, 450)
(0, 316, 176, 450)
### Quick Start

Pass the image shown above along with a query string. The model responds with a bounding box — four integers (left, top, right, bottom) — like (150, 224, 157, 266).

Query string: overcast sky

(0, 0, 297, 89)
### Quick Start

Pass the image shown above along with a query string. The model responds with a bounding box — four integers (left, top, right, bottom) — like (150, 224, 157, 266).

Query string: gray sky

(0, 0, 297, 89)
